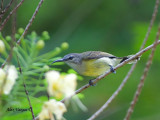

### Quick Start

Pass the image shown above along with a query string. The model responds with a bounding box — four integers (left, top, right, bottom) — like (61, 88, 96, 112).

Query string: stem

(0, 0, 25, 31)
(124, 26, 160, 120)
(16, 55, 35, 120)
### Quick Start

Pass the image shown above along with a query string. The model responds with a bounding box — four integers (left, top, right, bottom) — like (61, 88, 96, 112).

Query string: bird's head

(52, 53, 82, 66)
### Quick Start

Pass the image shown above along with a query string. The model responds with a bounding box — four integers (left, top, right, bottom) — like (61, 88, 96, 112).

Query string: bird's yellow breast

(80, 58, 111, 77)
(66, 57, 119, 77)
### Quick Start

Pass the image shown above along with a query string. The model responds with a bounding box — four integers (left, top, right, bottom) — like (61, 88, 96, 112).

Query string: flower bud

(0, 40, 5, 53)
(15, 34, 20, 39)
(18, 28, 24, 35)
(31, 31, 37, 39)
(5, 36, 11, 42)
(61, 42, 69, 50)
(43, 65, 50, 71)
(42, 31, 50, 40)
(55, 47, 61, 54)
(36, 40, 45, 50)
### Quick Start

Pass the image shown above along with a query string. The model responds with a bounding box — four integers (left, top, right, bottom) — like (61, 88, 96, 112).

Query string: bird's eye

(68, 56, 74, 60)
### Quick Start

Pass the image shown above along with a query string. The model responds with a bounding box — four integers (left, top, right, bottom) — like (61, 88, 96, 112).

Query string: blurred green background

(2, 0, 160, 120)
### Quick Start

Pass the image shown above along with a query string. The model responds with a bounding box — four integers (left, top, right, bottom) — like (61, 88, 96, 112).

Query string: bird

(51, 51, 140, 80)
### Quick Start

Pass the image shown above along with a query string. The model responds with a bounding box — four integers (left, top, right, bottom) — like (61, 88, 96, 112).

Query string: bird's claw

(89, 80, 97, 86)
(109, 65, 116, 74)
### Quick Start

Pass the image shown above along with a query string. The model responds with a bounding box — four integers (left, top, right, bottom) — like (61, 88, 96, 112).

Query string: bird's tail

(120, 55, 140, 64)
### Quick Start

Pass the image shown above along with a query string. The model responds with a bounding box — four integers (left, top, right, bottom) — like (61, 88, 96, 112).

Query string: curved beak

(51, 58, 65, 64)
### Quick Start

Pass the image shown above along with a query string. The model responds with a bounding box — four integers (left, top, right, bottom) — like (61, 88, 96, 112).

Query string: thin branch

(0, 0, 25, 31)
(87, 64, 136, 120)
(124, 26, 160, 120)
(0, 0, 14, 24)
(17, 0, 44, 45)
(60, 40, 160, 103)
(140, 0, 159, 50)
(87, 0, 159, 119)
(0, 0, 4, 11)
(0, 0, 4, 24)
(11, 0, 17, 42)
(1, 0, 44, 68)
(1, 1, 18, 70)
(16, 55, 35, 120)
(1, 0, 14, 15)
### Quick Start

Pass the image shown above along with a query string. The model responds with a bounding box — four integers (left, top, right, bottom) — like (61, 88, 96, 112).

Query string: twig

(0, 0, 14, 24)
(0, 0, 4, 11)
(0, 0, 4, 24)
(60, 40, 160, 103)
(1, 0, 44, 69)
(11, 0, 17, 42)
(0, 0, 25, 31)
(16, 55, 35, 120)
(124, 26, 160, 120)
(17, 0, 44, 45)
(87, 0, 159, 119)
(87, 64, 136, 120)
(1, 0, 18, 70)
(140, 0, 159, 50)
(1, 0, 14, 15)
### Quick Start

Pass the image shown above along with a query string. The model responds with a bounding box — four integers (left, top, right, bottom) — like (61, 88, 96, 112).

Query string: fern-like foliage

(0, 29, 69, 119)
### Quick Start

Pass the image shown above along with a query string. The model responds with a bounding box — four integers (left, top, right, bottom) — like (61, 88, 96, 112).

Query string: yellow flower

(39, 99, 67, 120)
(45, 70, 77, 99)
(63, 73, 77, 97)
(0, 65, 18, 95)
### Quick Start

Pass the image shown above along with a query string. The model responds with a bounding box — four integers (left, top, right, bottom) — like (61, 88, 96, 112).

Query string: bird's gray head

(52, 53, 82, 65)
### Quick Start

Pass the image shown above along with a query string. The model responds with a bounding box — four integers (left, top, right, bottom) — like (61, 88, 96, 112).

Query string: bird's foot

(89, 80, 97, 86)
(109, 65, 116, 74)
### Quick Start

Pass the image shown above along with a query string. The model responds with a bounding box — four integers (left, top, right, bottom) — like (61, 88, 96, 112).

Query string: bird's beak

(51, 58, 65, 64)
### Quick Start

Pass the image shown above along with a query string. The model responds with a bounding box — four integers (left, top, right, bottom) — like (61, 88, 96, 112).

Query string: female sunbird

(52, 51, 140, 78)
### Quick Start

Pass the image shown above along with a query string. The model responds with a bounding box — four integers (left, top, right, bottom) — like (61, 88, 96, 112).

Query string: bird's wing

(81, 51, 116, 60)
